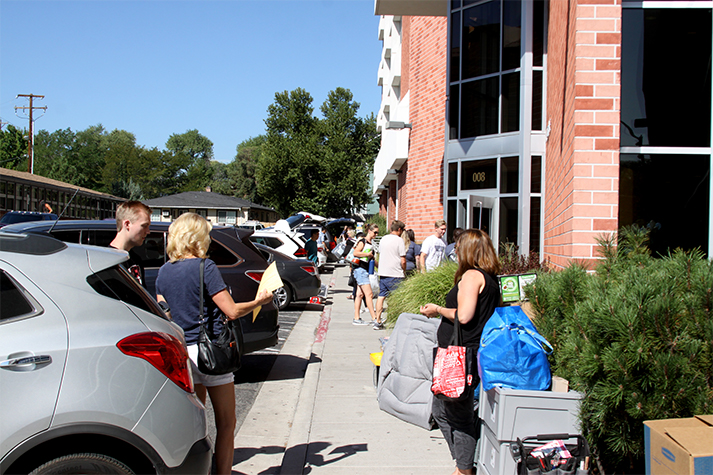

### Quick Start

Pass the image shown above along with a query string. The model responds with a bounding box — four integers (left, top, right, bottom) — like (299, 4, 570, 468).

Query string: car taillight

(294, 248, 307, 258)
(117, 332, 193, 393)
(245, 270, 264, 283)
(300, 265, 317, 275)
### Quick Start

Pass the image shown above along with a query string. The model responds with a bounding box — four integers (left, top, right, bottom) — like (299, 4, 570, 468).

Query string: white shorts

(187, 344, 235, 387)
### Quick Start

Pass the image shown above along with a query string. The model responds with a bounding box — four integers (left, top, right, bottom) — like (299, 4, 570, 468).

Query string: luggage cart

(509, 433, 590, 475)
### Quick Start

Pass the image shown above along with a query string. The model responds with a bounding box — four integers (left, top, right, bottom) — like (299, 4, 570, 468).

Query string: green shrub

(368, 213, 388, 236)
(499, 242, 551, 275)
(385, 262, 457, 327)
(526, 226, 713, 474)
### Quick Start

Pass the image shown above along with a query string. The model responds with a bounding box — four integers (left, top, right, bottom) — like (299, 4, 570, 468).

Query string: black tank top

(437, 268, 500, 349)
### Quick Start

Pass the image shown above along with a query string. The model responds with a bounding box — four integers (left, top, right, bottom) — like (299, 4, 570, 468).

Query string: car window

(132, 232, 166, 268)
(251, 236, 283, 249)
(87, 265, 166, 319)
(82, 230, 115, 247)
(208, 240, 239, 266)
(0, 270, 42, 321)
(50, 230, 81, 243)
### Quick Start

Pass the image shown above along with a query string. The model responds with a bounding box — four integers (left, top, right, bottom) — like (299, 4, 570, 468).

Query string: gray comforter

(376, 312, 440, 430)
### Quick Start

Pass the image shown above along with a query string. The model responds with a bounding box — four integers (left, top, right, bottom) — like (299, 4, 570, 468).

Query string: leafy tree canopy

(0, 125, 28, 170)
(257, 87, 379, 218)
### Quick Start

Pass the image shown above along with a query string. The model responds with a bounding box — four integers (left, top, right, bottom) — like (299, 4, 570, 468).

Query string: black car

(1, 219, 279, 354)
(0, 211, 58, 228)
(253, 242, 321, 310)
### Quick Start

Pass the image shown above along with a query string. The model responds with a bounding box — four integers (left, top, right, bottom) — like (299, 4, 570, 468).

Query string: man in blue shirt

(305, 229, 319, 265)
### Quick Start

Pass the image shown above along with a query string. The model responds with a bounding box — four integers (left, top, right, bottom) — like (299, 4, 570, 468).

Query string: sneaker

(360, 307, 368, 313)
(352, 318, 369, 326)
(373, 321, 384, 330)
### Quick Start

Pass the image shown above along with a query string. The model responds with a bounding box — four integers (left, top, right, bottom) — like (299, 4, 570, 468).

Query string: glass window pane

(461, 77, 499, 138)
(450, 11, 461, 82)
(449, 84, 460, 139)
(531, 155, 542, 194)
(500, 156, 519, 193)
(448, 162, 458, 196)
(461, 158, 497, 190)
(532, 70, 543, 131)
(620, 9, 711, 147)
(462, 0, 500, 80)
(530, 196, 541, 253)
(501, 72, 520, 133)
(452, 0, 461, 9)
(619, 154, 709, 257)
(502, 0, 521, 71)
(533, 0, 544, 67)
(1, 271, 36, 321)
(499, 197, 518, 245)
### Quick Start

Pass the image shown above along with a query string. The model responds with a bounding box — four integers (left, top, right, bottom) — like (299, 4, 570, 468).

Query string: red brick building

(374, 0, 712, 268)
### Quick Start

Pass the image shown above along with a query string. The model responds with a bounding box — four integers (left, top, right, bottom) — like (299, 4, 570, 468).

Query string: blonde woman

(420, 229, 501, 475)
(156, 213, 273, 475)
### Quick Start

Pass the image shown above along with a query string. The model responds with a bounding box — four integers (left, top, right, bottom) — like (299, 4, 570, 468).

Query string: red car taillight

(294, 248, 307, 258)
(300, 265, 317, 275)
(117, 332, 193, 393)
(245, 270, 264, 283)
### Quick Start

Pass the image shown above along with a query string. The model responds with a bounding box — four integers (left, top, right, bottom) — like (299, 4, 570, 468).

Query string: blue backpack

(477, 306, 553, 392)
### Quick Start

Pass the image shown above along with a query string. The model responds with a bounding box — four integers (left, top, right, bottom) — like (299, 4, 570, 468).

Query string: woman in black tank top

(420, 229, 501, 475)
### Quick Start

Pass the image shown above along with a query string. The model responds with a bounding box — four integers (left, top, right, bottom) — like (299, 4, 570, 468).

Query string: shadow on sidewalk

(232, 441, 366, 475)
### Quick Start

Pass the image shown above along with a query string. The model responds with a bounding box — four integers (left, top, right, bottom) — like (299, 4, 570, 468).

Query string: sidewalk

(232, 264, 454, 475)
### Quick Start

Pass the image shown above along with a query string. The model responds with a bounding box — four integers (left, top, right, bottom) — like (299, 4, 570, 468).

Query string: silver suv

(0, 232, 211, 474)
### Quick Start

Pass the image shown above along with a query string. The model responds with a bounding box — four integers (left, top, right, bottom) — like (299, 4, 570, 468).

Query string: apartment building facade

(373, 0, 712, 269)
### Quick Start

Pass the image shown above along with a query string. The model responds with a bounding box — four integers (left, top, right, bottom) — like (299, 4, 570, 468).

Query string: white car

(250, 220, 327, 270)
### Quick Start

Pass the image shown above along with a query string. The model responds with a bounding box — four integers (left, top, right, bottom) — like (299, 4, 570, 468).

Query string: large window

(449, 0, 523, 139)
(620, 3, 712, 257)
(620, 8, 711, 147)
(619, 154, 709, 256)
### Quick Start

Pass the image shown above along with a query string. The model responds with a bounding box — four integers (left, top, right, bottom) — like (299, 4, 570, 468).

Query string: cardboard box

(644, 415, 713, 474)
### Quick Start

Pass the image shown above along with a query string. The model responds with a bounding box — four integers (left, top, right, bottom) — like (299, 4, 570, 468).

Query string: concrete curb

(232, 269, 337, 474)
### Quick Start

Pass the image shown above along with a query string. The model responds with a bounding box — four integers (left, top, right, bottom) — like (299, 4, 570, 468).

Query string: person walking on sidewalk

(374, 220, 406, 329)
(156, 213, 273, 475)
(420, 219, 448, 272)
(352, 223, 379, 325)
(420, 229, 501, 475)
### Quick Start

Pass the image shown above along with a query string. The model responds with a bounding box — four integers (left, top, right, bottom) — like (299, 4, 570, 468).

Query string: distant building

(0, 167, 122, 219)
(142, 190, 279, 225)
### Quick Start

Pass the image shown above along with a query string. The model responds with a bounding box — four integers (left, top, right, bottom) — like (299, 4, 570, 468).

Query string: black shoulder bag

(197, 259, 244, 375)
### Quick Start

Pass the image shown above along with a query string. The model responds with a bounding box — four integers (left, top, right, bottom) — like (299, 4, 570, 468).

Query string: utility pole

(15, 94, 47, 174)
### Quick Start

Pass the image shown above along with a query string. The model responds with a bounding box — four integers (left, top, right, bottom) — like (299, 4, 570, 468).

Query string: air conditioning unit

(162, 210, 170, 217)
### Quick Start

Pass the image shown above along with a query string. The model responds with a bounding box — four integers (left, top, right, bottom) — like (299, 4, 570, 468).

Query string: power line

(15, 94, 47, 174)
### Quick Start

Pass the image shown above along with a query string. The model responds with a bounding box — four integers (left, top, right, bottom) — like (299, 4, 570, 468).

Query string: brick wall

(544, 0, 621, 269)
(402, 15, 447, 243)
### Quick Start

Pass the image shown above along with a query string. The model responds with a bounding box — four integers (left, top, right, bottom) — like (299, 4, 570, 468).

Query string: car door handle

(0, 354, 52, 370)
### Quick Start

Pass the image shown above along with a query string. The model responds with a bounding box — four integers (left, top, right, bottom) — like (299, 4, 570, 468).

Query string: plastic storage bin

(479, 386, 583, 442)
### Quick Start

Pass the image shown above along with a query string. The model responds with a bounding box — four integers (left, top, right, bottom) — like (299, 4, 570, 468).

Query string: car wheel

(274, 285, 292, 311)
(29, 453, 135, 475)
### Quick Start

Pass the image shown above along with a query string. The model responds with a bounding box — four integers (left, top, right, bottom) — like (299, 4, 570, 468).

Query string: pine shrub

(525, 226, 713, 474)
(385, 262, 457, 327)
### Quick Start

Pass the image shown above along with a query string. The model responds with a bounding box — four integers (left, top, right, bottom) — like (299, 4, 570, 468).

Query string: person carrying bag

(155, 213, 273, 475)
(420, 229, 501, 475)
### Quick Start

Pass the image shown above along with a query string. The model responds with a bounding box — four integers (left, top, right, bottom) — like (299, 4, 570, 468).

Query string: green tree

(0, 125, 28, 170)
(33, 128, 80, 184)
(258, 87, 379, 217)
(318, 87, 380, 216)
(226, 135, 266, 202)
(166, 129, 214, 191)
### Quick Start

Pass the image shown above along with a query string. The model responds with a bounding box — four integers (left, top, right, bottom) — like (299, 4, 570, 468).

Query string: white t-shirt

(421, 234, 447, 271)
(377, 233, 406, 278)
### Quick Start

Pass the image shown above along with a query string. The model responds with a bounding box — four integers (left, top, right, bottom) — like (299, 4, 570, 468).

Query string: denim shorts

(353, 266, 370, 286)
(378, 276, 403, 297)
(187, 344, 235, 387)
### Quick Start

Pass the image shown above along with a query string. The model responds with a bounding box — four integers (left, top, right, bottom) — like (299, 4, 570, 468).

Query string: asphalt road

(203, 273, 330, 443)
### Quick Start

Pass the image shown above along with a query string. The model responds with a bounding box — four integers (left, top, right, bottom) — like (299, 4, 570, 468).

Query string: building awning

(374, 0, 447, 17)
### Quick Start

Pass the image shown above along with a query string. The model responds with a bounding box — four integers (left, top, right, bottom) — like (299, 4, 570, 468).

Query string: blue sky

(0, 0, 383, 163)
